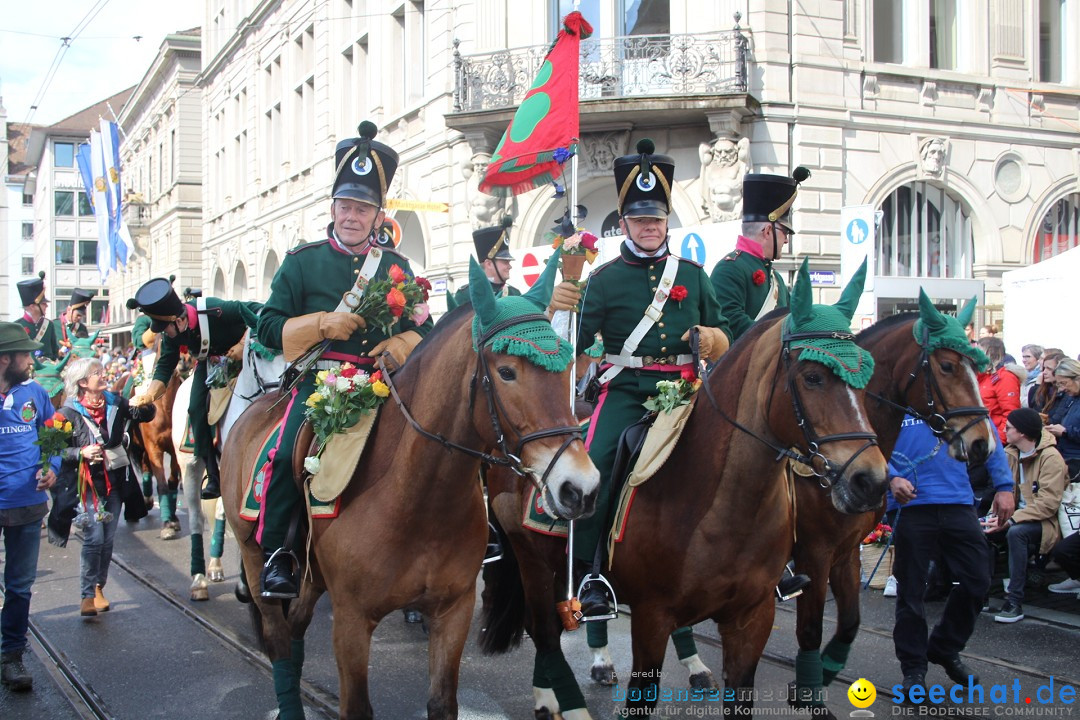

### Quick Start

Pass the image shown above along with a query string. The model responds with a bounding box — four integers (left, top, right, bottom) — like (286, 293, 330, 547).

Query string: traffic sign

(386, 198, 449, 213)
(846, 218, 870, 245)
(809, 270, 837, 286)
(681, 233, 705, 264)
(521, 252, 542, 287)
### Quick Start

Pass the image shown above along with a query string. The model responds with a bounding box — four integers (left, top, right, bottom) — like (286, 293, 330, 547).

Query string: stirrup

(576, 574, 619, 623)
(482, 521, 503, 566)
(264, 547, 299, 568)
(776, 564, 810, 602)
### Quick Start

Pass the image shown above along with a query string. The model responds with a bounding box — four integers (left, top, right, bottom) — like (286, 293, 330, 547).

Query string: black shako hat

(613, 138, 674, 218)
(68, 288, 95, 311)
(473, 216, 515, 261)
(127, 278, 185, 333)
(332, 121, 399, 208)
(17, 271, 47, 307)
(742, 167, 811, 224)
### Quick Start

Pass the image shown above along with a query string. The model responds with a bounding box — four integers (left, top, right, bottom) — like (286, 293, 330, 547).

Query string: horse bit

(378, 314, 584, 501)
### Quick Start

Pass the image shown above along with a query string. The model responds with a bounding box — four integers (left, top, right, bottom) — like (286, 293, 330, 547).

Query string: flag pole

(568, 142, 580, 412)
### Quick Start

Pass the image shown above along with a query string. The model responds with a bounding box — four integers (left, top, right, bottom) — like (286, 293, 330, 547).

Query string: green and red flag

(479, 11, 592, 196)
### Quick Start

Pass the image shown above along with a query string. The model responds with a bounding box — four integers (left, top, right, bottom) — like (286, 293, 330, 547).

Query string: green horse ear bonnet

(913, 290, 990, 371)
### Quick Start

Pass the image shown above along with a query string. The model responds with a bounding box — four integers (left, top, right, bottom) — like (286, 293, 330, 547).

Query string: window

(54, 142, 75, 167)
(21, 257, 34, 275)
(1034, 194, 1080, 262)
(55, 190, 74, 216)
(21, 222, 33, 240)
(873, 0, 904, 63)
(55, 239, 75, 265)
(876, 182, 973, 278)
(624, 0, 669, 34)
(78, 191, 93, 216)
(928, 0, 957, 70)
(22, 192, 32, 206)
(79, 241, 98, 266)
(90, 297, 110, 325)
(1039, 0, 1065, 82)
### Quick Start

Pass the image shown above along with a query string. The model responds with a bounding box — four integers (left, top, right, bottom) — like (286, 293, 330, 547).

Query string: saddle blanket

(239, 424, 340, 521)
(522, 485, 569, 537)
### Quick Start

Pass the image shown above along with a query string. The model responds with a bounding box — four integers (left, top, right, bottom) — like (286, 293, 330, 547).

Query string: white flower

(303, 456, 321, 475)
(336, 376, 352, 392)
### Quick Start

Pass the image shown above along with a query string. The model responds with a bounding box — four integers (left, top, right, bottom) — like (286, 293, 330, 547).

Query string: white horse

(172, 336, 287, 601)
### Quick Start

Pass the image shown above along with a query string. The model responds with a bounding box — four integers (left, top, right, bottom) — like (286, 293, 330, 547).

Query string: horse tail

(477, 518, 527, 655)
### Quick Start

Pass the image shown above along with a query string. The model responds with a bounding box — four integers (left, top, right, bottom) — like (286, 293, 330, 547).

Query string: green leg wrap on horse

(141, 473, 152, 497)
(794, 649, 826, 704)
(159, 492, 175, 523)
(210, 518, 226, 559)
(532, 653, 548, 688)
(586, 619, 609, 649)
(291, 638, 305, 676)
(537, 649, 586, 711)
(271, 658, 304, 720)
(820, 638, 852, 686)
(190, 533, 206, 576)
(671, 626, 698, 661)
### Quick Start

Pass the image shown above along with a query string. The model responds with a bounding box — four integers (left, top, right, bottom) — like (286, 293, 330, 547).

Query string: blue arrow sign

(681, 233, 705, 264)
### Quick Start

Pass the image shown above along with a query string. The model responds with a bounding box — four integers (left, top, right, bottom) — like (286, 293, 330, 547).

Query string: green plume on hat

(914, 290, 989, 371)
(470, 252, 573, 372)
(784, 258, 875, 389)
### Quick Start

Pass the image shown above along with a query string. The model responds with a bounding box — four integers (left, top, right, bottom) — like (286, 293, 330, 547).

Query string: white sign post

(840, 205, 878, 329)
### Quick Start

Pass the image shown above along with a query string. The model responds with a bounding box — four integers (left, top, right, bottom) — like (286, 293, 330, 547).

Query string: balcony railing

(123, 201, 151, 229)
(452, 29, 749, 113)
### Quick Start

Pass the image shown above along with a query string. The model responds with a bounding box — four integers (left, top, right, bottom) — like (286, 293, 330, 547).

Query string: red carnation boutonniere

(752, 269, 767, 286)
(669, 285, 688, 307)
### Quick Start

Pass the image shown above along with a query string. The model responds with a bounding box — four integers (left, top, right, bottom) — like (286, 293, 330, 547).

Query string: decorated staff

(127, 279, 260, 505)
(255, 121, 434, 599)
(711, 167, 810, 341)
(15, 272, 61, 361)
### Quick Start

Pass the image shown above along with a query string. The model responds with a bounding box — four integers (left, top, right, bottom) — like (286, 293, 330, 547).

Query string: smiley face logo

(847, 678, 876, 708)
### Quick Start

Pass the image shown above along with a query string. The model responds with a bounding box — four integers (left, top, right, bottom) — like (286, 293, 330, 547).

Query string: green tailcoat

(15, 315, 61, 360)
(452, 281, 521, 307)
(710, 247, 790, 341)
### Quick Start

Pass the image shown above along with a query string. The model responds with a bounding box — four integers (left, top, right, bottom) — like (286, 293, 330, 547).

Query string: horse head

(464, 253, 599, 520)
(761, 258, 888, 514)
(68, 331, 101, 359)
(33, 353, 71, 407)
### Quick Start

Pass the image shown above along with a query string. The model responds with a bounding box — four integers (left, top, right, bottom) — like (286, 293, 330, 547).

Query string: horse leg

(182, 454, 209, 600)
(624, 608, 672, 716)
(585, 620, 617, 686)
(286, 582, 323, 680)
(425, 588, 477, 720)
(671, 626, 718, 689)
(790, 552, 832, 711)
(208, 499, 226, 582)
(333, 607, 376, 720)
(719, 600, 775, 719)
(821, 550, 862, 686)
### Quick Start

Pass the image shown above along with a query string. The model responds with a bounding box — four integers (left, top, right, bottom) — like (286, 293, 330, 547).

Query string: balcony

(123, 200, 151, 229)
(449, 29, 752, 133)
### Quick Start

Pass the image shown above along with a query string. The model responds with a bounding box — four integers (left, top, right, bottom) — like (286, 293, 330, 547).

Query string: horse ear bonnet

(913, 289, 989, 371)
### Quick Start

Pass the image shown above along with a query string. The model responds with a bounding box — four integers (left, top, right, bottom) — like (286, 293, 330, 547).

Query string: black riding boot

(260, 549, 299, 599)
(578, 575, 613, 618)
(777, 572, 812, 601)
(201, 446, 221, 500)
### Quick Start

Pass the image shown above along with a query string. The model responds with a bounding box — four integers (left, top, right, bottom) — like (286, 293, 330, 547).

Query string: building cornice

(118, 33, 202, 130)
(198, 0, 281, 85)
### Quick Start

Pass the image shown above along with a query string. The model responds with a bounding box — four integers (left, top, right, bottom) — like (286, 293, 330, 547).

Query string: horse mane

(856, 312, 916, 343)
(406, 304, 473, 362)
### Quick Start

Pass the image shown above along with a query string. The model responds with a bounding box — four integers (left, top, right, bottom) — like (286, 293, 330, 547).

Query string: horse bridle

(700, 327, 879, 488)
(378, 314, 583, 500)
(235, 339, 280, 402)
(866, 325, 990, 445)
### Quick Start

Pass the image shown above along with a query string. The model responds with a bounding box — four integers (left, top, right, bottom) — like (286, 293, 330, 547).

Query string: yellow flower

(305, 392, 324, 408)
(63, 422, 73, 432)
(371, 380, 390, 398)
(316, 370, 328, 384)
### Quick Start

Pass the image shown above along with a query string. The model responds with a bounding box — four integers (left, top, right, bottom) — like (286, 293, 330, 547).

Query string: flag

(89, 130, 114, 279)
(479, 11, 592, 196)
(100, 119, 133, 267)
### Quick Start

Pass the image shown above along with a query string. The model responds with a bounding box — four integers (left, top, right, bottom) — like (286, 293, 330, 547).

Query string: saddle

(292, 420, 317, 486)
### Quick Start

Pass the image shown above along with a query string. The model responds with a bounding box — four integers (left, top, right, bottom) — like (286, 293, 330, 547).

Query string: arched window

(1033, 193, 1080, 262)
(396, 211, 427, 271)
(263, 251, 280, 295)
(876, 182, 973, 278)
(213, 268, 226, 297)
(232, 263, 248, 300)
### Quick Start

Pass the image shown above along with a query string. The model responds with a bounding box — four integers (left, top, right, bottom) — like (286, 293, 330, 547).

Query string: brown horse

(112, 368, 182, 511)
(481, 267, 891, 718)
(788, 297, 994, 713)
(221, 301, 599, 720)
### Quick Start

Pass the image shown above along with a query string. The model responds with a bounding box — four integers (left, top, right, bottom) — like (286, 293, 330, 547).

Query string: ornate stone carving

(699, 136, 751, 222)
(461, 152, 507, 229)
(580, 131, 629, 177)
(918, 137, 948, 178)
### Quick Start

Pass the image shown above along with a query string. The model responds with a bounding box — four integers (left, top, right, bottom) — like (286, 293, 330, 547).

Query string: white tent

(1002, 246, 1080, 360)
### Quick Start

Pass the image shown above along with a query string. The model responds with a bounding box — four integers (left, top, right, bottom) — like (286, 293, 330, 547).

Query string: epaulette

(285, 239, 328, 255)
(586, 257, 620, 278)
(722, 250, 742, 262)
(675, 254, 704, 269)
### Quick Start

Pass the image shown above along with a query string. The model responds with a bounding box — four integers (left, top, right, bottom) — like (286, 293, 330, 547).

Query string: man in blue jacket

(887, 415, 1014, 699)
(0, 323, 61, 692)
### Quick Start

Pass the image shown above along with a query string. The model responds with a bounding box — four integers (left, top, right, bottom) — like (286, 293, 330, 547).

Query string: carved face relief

(920, 138, 946, 176)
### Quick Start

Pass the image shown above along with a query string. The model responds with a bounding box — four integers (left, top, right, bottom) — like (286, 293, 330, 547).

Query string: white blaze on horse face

(961, 361, 997, 455)
(528, 442, 600, 520)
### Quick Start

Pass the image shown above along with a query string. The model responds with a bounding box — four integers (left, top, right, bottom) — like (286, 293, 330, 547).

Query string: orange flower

(388, 264, 407, 284)
(44, 419, 54, 428)
(386, 287, 406, 317)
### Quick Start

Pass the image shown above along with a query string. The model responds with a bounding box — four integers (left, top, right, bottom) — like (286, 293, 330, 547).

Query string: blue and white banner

(100, 119, 133, 267)
(89, 130, 113, 279)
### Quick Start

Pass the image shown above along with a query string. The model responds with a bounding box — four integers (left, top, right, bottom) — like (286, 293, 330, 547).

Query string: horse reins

(865, 325, 989, 444)
(699, 327, 879, 488)
(378, 313, 583, 499)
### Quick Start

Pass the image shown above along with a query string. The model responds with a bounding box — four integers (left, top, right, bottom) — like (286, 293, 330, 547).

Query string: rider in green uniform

(128, 279, 261, 502)
(256, 122, 434, 599)
(15, 272, 61, 361)
(60, 288, 95, 348)
(450, 216, 521, 308)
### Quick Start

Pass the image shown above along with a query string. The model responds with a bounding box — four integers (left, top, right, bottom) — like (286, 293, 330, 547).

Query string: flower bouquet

(551, 231, 599, 283)
(349, 264, 431, 335)
(34, 411, 72, 474)
(301, 364, 391, 476)
(860, 521, 894, 589)
(643, 370, 700, 414)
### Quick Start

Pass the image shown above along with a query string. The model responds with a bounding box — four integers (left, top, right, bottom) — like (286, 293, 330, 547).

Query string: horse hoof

(403, 609, 423, 624)
(143, 496, 154, 511)
(234, 581, 252, 604)
(207, 558, 225, 582)
(534, 708, 557, 720)
(689, 670, 719, 691)
(590, 664, 617, 686)
(159, 526, 178, 541)
(190, 574, 209, 601)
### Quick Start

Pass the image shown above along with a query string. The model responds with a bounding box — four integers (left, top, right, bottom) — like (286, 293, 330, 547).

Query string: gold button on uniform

(658, 322, 665, 328)
(650, 275, 657, 281)
(353, 257, 360, 263)
(660, 347, 667, 353)
(660, 334, 667, 340)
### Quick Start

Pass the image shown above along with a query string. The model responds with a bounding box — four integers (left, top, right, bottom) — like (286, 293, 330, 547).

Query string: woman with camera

(50, 357, 155, 617)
